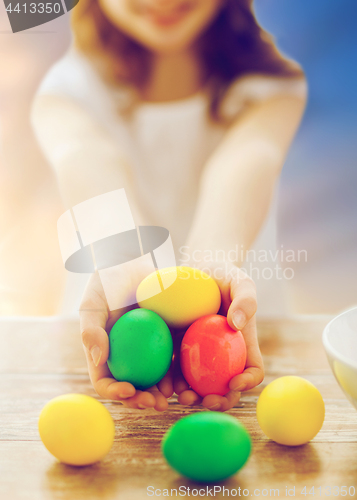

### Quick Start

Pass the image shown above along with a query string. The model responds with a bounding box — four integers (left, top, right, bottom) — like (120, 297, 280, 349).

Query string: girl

(32, 0, 306, 412)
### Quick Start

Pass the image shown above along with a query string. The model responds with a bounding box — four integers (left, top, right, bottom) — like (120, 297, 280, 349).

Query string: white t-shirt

(37, 49, 306, 316)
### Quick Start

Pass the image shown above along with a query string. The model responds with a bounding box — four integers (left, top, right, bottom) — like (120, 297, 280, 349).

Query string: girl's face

(99, 0, 224, 53)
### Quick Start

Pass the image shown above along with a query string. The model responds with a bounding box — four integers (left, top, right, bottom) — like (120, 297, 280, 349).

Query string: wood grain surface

(1, 316, 357, 500)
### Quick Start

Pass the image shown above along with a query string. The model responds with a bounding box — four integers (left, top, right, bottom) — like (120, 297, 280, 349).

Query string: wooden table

(1, 316, 357, 500)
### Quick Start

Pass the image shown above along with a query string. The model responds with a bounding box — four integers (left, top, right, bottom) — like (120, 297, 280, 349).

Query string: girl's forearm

(52, 142, 145, 225)
(184, 95, 306, 265)
(184, 142, 281, 265)
(32, 95, 146, 224)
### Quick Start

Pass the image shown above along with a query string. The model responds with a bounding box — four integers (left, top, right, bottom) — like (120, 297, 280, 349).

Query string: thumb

(226, 273, 257, 331)
(81, 325, 109, 367)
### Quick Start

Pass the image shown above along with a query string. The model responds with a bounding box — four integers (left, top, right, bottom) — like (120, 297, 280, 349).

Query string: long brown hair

(72, 0, 303, 120)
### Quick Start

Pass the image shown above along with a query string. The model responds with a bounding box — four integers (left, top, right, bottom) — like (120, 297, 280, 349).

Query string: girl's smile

(98, 0, 223, 53)
(141, 2, 195, 29)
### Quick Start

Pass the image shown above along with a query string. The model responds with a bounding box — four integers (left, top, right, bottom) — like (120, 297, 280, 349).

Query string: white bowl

(323, 307, 357, 409)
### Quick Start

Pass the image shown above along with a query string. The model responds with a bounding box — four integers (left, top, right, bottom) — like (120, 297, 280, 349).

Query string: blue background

(255, 0, 357, 312)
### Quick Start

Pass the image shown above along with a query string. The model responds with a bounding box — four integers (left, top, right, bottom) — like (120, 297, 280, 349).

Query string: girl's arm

(174, 92, 306, 412)
(32, 95, 170, 410)
(31, 95, 145, 222)
(186, 93, 307, 259)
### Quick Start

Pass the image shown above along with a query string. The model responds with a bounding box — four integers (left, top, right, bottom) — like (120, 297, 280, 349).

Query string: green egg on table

(108, 308, 173, 390)
(162, 412, 251, 482)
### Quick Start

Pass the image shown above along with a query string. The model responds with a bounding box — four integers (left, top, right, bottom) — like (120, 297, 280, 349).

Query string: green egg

(108, 308, 173, 390)
(162, 412, 251, 482)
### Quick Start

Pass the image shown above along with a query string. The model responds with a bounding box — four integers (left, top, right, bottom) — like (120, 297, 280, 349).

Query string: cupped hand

(165, 261, 264, 412)
(79, 268, 169, 412)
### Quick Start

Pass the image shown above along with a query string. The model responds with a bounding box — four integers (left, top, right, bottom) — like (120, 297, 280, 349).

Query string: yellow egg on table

(256, 376, 325, 446)
(136, 266, 221, 329)
(38, 394, 115, 466)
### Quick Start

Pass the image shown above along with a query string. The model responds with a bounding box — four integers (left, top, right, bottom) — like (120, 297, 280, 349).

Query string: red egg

(180, 315, 247, 397)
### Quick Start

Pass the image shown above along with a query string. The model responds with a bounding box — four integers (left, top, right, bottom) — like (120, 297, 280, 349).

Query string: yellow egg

(136, 266, 221, 329)
(38, 394, 115, 466)
(256, 376, 325, 446)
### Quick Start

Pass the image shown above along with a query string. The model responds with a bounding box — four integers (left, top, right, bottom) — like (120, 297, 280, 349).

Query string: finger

(81, 325, 110, 366)
(157, 366, 174, 398)
(202, 391, 241, 412)
(173, 374, 190, 395)
(210, 265, 233, 317)
(201, 394, 225, 411)
(147, 386, 169, 412)
(85, 346, 136, 401)
(79, 272, 109, 366)
(83, 343, 137, 401)
(229, 366, 264, 392)
(82, 331, 139, 404)
(177, 390, 202, 406)
(219, 391, 242, 412)
(229, 316, 264, 392)
(227, 268, 257, 331)
(94, 375, 136, 400)
(121, 390, 157, 409)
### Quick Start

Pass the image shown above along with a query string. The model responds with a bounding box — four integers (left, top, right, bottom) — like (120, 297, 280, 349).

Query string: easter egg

(108, 308, 173, 390)
(38, 394, 115, 466)
(180, 315, 246, 396)
(162, 412, 251, 482)
(256, 376, 325, 446)
(136, 266, 221, 329)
